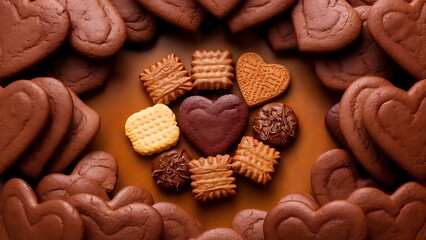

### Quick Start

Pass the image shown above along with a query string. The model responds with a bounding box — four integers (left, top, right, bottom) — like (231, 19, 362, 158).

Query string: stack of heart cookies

(0, 77, 100, 179)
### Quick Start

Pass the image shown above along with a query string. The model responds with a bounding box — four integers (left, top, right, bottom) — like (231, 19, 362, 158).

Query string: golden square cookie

(189, 154, 236, 201)
(236, 52, 290, 107)
(232, 136, 280, 185)
(140, 53, 193, 105)
(191, 50, 234, 90)
(125, 104, 179, 155)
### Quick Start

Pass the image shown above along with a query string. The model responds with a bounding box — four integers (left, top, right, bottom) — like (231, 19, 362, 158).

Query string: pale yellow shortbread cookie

(125, 104, 179, 155)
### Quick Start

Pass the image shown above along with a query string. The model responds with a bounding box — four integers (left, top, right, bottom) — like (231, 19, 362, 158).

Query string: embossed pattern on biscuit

(189, 154, 236, 201)
(236, 52, 290, 107)
(125, 104, 180, 155)
(232, 136, 280, 185)
(140, 53, 193, 105)
(191, 50, 234, 90)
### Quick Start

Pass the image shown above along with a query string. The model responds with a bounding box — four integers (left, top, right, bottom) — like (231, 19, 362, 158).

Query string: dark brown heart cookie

(266, 13, 298, 51)
(311, 149, 380, 205)
(196, 0, 241, 19)
(277, 193, 319, 209)
(177, 94, 249, 156)
(264, 196, 367, 240)
(348, 182, 426, 239)
(227, 0, 297, 33)
(0, 0, 70, 80)
(232, 209, 266, 240)
(153, 202, 205, 240)
(0, 178, 83, 240)
(67, 189, 163, 240)
(37, 151, 118, 202)
(18, 78, 74, 179)
(47, 91, 101, 173)
(362, 79, 426, 183)
(367, 0, 426, 80)
(60, 0, 127, 58)
(347, 0, 377, 6)
(292, 0, 362, 53)
(110, 0, 158, 43)
(136, 0, 205, 31)
(315, 6, 395, 92)
(0, 80, 50, 175)
(339, 76, 402, 187)
(324, 103, 347, 147)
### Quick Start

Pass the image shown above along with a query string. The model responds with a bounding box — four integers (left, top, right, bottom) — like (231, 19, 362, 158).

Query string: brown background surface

(84, 21, 340, 229)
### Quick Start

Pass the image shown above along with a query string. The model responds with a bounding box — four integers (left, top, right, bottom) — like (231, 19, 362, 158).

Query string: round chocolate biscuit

(253, 102, 298, 148)
(152, 148, 191, 192)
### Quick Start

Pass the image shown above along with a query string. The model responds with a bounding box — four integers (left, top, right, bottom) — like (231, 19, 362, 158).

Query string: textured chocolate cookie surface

(195, 228, 244, 240)
(236, 52, 290, 107)
(196, 0, 240, 19)
(362, 79, 426, 183)
(0, 80, 50, 175)
(37, 151, 118, 202)
(0, 0, 70, 79)
(315, 6, 394, 92)
(292, 0, 362, 52)
(232, 209, 266, 240)
(324, 103, 346, 147)
(348, 182, 426, 240)
(0, 178, 83, 240)
(311, 149, 380, 205)
(137, 0, 205, 31)
(228, 0, 297, 32)
(177, 94, 249, 156)
(367, 0, 426, 80)
(62, 0, 127, 58)
(266, 13, 298, 51)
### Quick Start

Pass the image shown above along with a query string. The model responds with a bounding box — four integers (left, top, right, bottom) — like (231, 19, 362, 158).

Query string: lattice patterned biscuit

(140, 53, 193, 105)
(125, 104, 179, 155)
(189, 154, 236, 201)
(232, 136, 280, 185)
(236, 52, 290, 107)
(191, 50, 234, 90)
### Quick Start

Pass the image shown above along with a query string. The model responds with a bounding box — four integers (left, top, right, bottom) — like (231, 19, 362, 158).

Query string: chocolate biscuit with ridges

(324, 103, 347, 147)
(60, 0, 127, 59)
(46, 48, 110, 95)
(266, 13, 298, 51)
(195, 228, 244, 240)
(0, 178, 84, 240)
(0, 80, 50, 175)
(232, 209, 266, 240)
(348, 182, 426, 239)
(196, 0, 241, 19)
(253, 102, 298, 148)
(47, 91, 101, 173)
(140, 53, 193, 105)
(110, 0, 157, 43)
(153, 202, 204, 240)
(291, 0, 362, 53)
(152, 148, 191, 192)
(0, 0, 70, 80)
(67, 191, 164, 240)
(36, 151, 118, 202)
(227, 0, 297, 33)
(136, 0, 205, 31)
(311, 149, 381, 206)
(315, 6, 395, 92)
(339, 76, 402, 187)
(18, 78, 74, 179)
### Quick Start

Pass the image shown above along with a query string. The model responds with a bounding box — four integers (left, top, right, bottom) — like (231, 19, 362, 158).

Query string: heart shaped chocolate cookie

(0, 80, 50, 175)
(0, 0, 70, 79)
(37, 151, 118, 202)
(196, 0, 240, 19)
(311, 149, 380, 205)
(236, 52, 290, 107)
(264, 196, 367, 240)
(362, 79, 426, 183)
(67, 189, 164, 240)
(292, 0, 362, 53)
(348, 182, 426, 239)
(136, 0, 205, 31)
(367, 0, 426, 80)
(177, 94, 249, 156)
(0, 178, 83, 240)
